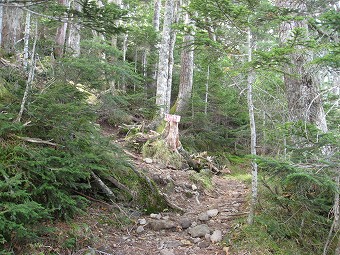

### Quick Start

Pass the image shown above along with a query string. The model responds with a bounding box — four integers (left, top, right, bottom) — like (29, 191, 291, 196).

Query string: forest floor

(27, 126, 250, 255)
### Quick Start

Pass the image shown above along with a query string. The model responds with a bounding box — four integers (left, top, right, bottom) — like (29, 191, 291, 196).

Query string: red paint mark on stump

(164, 114, 181, 123)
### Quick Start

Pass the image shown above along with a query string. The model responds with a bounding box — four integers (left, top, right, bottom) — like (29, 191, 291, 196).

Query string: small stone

(205, 233, 211, 241)
(181, 239, 192, 246)
(198, 240, 210, 248)
(192, 184, 198, 190)
(191, 221, 197, 227)
(162, 215, 170, 220)
(149, 219, 177, 231)
(188, 224, 210, 237)
(136, 226, 144, 233)
(207, 209, 219, 218)
(138, 218, 147, 225)
(193, 238, 201, 243)
(198, 212, 209, 221)
(179, 218, 192, 229)
(143, 158, 153, 164)
(210, 230, 222, 243)
(150, 213, 162, 219)
(160, 249, 175, 255)
(165, 240, 182, 248)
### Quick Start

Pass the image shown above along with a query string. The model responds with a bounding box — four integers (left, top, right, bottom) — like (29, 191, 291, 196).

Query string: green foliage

(252, 155, 337, 254)
(0, 79, 166, 251)
(98, 92, 157, 126)
(60, 39, 142, 90)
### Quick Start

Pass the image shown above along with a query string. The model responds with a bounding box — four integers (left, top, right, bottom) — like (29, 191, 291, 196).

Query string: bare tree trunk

(156, 0, 174, 116)
(54, 0, 68, 58)
(67, 0, 81, 57)
(176, 3, 194, 113)
(142, 48, 148, 78)
(276, 0, 328, 133)
(23, 10, 31, 70)
(334, 174, 340, 231)
(0, 5, 3, 47)
(122, 34, 128, 61)
(149, 0, 162, 97)
(204, 65, 210, 115)
(246, 27, 258, 225)
(16, 20, 38, 123)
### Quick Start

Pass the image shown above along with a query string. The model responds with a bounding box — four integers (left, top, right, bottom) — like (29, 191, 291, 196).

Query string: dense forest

(0, 0, 339, 254)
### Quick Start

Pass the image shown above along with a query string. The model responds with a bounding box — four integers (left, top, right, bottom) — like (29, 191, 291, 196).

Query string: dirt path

(73, 145, 249, 255)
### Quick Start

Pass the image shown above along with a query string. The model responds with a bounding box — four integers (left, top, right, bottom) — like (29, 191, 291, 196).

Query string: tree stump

(163, 114, 181, 152)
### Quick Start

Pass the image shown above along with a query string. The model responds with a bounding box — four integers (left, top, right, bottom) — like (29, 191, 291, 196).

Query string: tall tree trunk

(110, 0, 123, 92)
(176, 3, 194, 113)
(156, 0, 174, 116)
(54, 0, 68, 58)
(246, 27, 258, 225)
(2, 6, 23, 54)
(67, 0, 81, 57)
(0, 5, 3, 47)
(166, 0, 180, 113)
(150, 0, 162, 97)
(276, 0, 328, 133)
(204, 65, 210, 115)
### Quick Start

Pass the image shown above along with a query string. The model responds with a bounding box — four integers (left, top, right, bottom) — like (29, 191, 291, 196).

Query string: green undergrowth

(228, 218, 306, 255)
(228, 152, 338, 255)
(223, 155, 252, 183)
(0, 75, 168, 253)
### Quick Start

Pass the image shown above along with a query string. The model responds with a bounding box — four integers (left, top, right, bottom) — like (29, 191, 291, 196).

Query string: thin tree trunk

(204, 65, 210, 115)
(16, 20, 38, 123)
(23, 10, 31, 70)
(0, 6, 3, 47)
(323, 174, 339, 255)
(123, 34, 128, 61)
(246, 27, 258, 225)
(142, 48, 148, 78)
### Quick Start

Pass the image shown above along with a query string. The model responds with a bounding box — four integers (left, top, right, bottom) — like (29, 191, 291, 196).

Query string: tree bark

(67, 0, 81, 57)
(16, 20, 38, 123)
(54, 0, 68, 58)
(0, 5, 3, 47)
(176, 3, 194, 113)
(204, 65, 210, 115)
(246, 27, 258, 225)
(153, 0, 161, 32)
(276, 0, 328, 133)
(156, 0, 174, 116)
(23, 9, 31, 70)
(2, 5, 23, 54)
